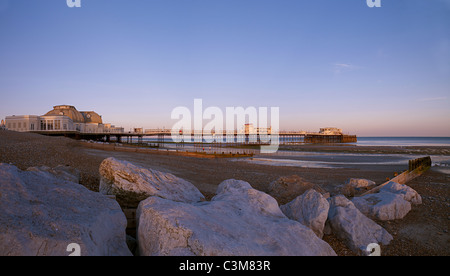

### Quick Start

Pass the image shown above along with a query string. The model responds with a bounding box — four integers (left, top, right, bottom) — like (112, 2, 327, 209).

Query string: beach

(1, 130, 449, 256)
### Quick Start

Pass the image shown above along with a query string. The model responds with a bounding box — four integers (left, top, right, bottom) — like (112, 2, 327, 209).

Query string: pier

(31, 128, 357, 146)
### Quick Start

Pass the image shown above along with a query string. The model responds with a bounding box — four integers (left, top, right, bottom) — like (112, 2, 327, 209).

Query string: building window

(23, 122, 27, 130)
(63, 124, 67, 130)
(18, 122, 21, 129)
(55, 120, 61, 130)
(30, 123, 35, 130)
(7, 123, 11, 129)
(12, 123, 16, 129)
(41, 121, 46, 130)
(47, 120, 54, 131)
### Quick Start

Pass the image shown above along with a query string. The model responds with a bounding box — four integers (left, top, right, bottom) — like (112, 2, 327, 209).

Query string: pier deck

(31, 129, 357, 145)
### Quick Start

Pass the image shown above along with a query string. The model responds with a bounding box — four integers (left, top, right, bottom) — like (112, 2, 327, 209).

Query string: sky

(0, 0, 449, 136)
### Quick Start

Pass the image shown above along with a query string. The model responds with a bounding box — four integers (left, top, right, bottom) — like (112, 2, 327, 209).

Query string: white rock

(99, 157, 204, 207)
(137, 179, 336, 256)
(379, 181, 422, 205)
(0, 163, 131, 256)
(327, 195, 393, 255)
(351, 182, 421, 221)
(352, 192, 412, 221)
(280, 189, 329, 238)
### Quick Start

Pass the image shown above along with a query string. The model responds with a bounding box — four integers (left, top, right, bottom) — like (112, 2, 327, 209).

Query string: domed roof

(81, 111, 103, 124)
(44, 105, 85, 123)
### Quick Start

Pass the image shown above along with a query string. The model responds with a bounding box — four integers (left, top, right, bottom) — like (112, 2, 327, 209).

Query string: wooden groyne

(80, 141, 254, 158)
(409, 156, 432, 172)
(361, 156, 432, 196)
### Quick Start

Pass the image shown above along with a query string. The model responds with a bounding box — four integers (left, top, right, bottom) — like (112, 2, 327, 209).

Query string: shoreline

(1, 130, 449, 256)
(278, 144, 450, 156)
(81, 139, 450, 157)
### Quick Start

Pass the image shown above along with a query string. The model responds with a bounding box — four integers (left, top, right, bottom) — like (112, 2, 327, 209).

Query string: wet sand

(1, 130, 449, 256)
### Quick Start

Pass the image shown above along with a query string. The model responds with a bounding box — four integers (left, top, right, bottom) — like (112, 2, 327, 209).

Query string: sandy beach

(1, 130, 449, 256)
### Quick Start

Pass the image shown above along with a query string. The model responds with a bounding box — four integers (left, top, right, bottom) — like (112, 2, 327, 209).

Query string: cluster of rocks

(0, 157, 423, 256)
(99, 158, 335, 256)
(99, 157, 423, 256)
(270, 175, 422, 255)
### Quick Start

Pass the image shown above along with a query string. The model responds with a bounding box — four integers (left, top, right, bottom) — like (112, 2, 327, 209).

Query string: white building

(5, 105, 124, 134)
(319, 127, 343, 135)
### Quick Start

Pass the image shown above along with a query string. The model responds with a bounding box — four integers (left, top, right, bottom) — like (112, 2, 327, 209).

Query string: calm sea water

(355, 137, 450, 147)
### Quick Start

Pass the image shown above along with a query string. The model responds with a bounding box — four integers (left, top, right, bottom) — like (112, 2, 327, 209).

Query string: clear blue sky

(0, 0, 449, 136)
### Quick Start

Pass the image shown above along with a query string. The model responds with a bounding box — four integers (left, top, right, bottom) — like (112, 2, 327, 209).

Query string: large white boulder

(327, 195, 393, 255)
(137, 179, 336, 256)
(99, 157, 204, 207)
(379, 181, 422, 205)
(280, 189, 329, 238)
(352, 193, 411, 221)
(0, 163, 131, 256)
(352, 181, 421, 221)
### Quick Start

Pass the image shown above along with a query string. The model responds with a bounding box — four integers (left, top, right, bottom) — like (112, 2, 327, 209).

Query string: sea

(354, 137, 450, 147)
